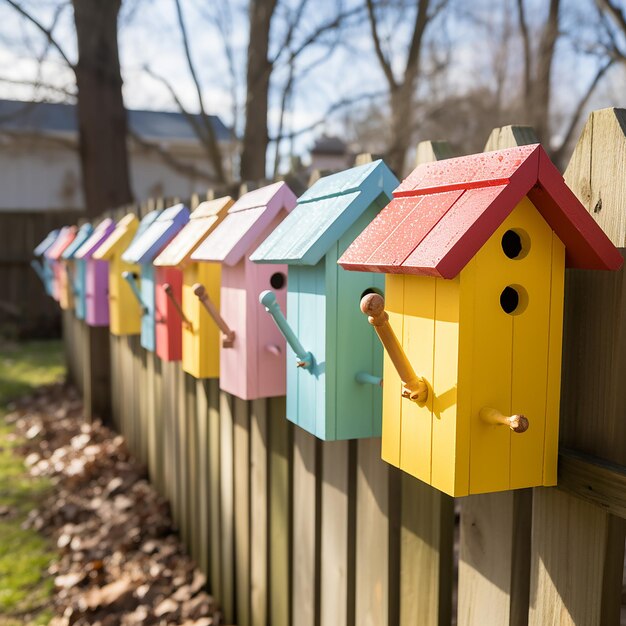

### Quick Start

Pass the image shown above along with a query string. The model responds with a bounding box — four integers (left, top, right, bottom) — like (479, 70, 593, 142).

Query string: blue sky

(0, 0, 623, 172)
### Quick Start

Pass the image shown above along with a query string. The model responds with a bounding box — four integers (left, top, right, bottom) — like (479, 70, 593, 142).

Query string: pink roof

(191, 182, 297, 266)
(45, 226, 77, 260)
(339, 144, 622, 278)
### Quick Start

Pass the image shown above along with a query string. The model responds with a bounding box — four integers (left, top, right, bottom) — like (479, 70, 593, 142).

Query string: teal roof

(61, 223, 93, 259)
(250, 160, 398, 265)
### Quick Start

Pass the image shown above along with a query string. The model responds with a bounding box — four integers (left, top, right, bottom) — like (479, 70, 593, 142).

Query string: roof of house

(34, 229, 60, 257)
(191, 182, 297, 266)
(154, 196, 234, 268)
(121, 204, 189, 265)
(74, 218, 116, 260)
(339, 144, 623, 278)
(250, 160, 398, 265)
(0, 99, 232, 143)
(62, 223, 93, 260)
(45, 226, 77, 260)
(311, 134, 349, 155)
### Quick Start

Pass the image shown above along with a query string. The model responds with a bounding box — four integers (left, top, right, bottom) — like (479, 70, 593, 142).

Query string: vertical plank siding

(59, 112, 626, 626)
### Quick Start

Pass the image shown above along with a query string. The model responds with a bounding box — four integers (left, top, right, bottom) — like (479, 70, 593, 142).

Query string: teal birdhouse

(250, 160, 399, 440)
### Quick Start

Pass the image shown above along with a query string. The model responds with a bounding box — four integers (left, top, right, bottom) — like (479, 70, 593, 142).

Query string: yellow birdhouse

(153, 197, 233, 379)
(93, 213, 143, 336)
(339, 144, 622, 496)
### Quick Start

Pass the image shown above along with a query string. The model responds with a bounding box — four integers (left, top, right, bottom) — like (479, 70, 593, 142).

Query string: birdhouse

(339, 144, 623, 496)
(60, 223, 93, 315)
(73, 218, 116, 327)
(121, 204, 189, 353)
(190, 182, 297, 399)
(93, 211, 160, 336)
(250, 160, 399, 439)
(44, 226, 78, 305)
(153, 197, 233, 377)
(32, 229, 60, 297)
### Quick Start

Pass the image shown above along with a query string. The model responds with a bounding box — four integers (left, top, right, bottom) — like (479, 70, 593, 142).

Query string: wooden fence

(62, 109, 626, 625)
(0, 209, 82, 338)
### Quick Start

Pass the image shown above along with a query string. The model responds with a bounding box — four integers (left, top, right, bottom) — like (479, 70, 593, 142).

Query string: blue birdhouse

(121, 204, 189, 352)
(250, 160, 399, 440)
(61, 223, 93, 319)
(32, 229, 60, 297)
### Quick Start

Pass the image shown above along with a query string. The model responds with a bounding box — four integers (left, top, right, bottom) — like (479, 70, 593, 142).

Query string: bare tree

(240, 0, 278, 181)
(5, 0, 133, 216)
(516, 0, 560, 143)
(365, 0, 448, 175)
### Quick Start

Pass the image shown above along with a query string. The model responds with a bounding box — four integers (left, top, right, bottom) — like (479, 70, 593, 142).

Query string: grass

(0, 340, 65, 625)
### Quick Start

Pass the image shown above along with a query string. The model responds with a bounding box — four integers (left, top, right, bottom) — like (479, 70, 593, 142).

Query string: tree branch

(516, 0, 532, 98)
(3, 0, 74, 69)
(404, 0, 432, 84)
(365, 0, 397, 89)
(270, 89, 386, 142)
(598, 0, 626, 34)
(173, 0, 226, 183)
(552, 57, 614, 162)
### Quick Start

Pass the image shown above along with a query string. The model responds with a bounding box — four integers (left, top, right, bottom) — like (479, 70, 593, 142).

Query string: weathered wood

(558, 449, 626, 519)
(484, 126, 539, 153)
(233, 397, 251, 626)
(529, 108, 626, 626)
(355, 437, 396, 625)
(206, 379, 222, 602)
(83, 325, 111, 423)
(529, 489, 624, 626)
(560, 108, 626, 465)
(319, 440, 353, 626)
(250, 399, 269, 626)
(459, 490, 532, 626)
(194, 378, 210, 577)
(269, 397, 291, 626)
(219, 391, 235, 623)
(292, 427, 319, 626)
(145, 349, 159, 486)
(152, 354, 165, 495)
(415, 139, 455, 165)
(400, 478, 454, 625)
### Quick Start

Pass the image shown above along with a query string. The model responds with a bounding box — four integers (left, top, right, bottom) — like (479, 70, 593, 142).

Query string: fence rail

(61, 110, 626, 626)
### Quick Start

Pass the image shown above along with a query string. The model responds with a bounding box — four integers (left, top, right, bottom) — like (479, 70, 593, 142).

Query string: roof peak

(339, 144, 621, 277)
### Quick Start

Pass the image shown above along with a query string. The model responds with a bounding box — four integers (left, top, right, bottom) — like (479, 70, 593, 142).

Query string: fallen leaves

(5, 383, 222, 626)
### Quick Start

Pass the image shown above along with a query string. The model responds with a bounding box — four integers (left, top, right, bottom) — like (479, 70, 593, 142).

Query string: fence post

(397, 140, 455, 626)
(528, 107, 626, 625)
(458, 125, 538, 626)
(83, 323, 111, 422)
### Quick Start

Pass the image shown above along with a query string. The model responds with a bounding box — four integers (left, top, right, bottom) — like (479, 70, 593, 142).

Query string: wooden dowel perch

(480, 407, 529, 433)
(360, 293, 428, 404)
(163, 283, 192, 329)
(193, 283, 235, 348)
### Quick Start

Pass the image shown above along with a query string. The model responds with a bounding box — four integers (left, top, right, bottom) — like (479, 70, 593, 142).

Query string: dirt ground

(4, 382, 222, 626)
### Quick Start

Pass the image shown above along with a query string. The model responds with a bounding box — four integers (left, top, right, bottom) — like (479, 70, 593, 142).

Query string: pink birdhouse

(190, 182, 297, 400)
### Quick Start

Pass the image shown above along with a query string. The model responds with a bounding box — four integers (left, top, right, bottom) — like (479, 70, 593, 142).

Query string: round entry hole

(500, 285, 528, 315)
(270, 272, 286, 289)
(501, 229, 530, 259)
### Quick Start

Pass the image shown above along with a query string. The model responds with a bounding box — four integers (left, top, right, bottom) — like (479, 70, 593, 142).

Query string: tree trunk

(240, 0, 277, 181)
(531, 0, 560, 144)
(72, 0, 132, 216)
(387, 81, 415, 177)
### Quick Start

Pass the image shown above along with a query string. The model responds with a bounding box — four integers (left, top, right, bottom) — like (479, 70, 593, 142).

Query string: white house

(0, 99, 235, 211)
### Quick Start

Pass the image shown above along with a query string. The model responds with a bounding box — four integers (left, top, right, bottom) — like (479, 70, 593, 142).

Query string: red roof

(338, 144, 622, 278)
